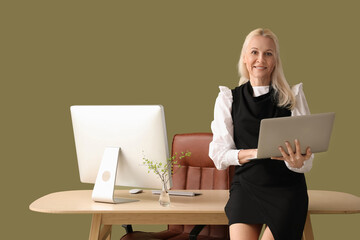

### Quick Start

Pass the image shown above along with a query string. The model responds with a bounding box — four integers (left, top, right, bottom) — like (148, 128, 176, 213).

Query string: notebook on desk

(256, 112, 335, 159)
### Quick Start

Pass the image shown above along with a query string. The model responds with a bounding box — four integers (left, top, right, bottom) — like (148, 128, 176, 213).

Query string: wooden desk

(30, 190, 360, 240)
(30, 190, 228, 240)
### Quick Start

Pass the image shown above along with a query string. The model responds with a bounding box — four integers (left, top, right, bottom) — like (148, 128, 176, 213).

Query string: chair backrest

(169, 133, 234, 239)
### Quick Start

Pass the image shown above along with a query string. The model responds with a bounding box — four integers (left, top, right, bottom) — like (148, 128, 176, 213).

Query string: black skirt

(225, 159, 308, 240)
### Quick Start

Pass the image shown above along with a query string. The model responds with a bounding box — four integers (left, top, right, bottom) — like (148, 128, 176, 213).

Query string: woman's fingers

(295, 139, 302, 156)
(272, 141, 312, 168)
(285, 141, 295, 158)
(278, 146, 289, 161)
(304, 147, 312, 160)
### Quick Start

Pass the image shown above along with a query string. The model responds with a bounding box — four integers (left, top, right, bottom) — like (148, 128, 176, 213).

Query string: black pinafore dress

(224, 82, 308, 240)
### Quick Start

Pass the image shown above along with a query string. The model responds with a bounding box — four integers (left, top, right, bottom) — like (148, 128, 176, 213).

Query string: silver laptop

(256, 112, 335, 159)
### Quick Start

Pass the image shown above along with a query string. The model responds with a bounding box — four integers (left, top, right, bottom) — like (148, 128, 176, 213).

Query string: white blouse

(209, 83, 314, 173)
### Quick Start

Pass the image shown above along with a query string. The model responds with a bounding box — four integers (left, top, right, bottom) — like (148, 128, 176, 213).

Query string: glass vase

(159, 182, 170, 207)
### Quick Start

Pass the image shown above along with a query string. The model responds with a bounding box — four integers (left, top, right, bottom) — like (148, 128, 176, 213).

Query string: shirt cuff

(284, 157, 312, 173)
(225, 149, 241, 166)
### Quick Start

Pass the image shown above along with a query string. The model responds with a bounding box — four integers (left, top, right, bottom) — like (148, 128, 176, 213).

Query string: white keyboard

(151, 190, 201, 197)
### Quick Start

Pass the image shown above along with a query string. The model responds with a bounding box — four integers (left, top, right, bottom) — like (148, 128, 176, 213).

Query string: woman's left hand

(271, 139, 312, 169)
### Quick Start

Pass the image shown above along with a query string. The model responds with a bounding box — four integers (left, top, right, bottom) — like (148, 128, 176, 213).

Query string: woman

(209, 28, 314, 240)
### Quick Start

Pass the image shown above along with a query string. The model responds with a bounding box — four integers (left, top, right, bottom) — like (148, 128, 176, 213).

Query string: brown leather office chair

(120, 133, 233, 240)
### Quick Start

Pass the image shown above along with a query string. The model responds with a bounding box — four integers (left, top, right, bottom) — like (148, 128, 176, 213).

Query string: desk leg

(89, 214, 112, 240)
(89, 214, 102, 240)
(302, 213, 314, 240)
(100, 225, 112, 240)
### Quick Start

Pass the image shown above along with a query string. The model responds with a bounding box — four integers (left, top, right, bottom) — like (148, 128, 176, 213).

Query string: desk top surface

(30, 189, 360, 215)
(29, 190, 228, 214)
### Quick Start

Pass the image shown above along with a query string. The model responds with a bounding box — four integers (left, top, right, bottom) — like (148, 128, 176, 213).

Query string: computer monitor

(70, 105, 170, 203)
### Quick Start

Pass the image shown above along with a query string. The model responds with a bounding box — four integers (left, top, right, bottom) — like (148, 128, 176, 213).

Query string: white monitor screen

(70, 105, 169, 189)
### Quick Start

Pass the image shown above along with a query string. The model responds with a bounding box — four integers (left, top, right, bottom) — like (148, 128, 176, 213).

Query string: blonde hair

(238, 28, 295, 109)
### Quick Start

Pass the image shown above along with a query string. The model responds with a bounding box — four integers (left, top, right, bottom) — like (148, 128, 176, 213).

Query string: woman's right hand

(238, 149, 258, 164)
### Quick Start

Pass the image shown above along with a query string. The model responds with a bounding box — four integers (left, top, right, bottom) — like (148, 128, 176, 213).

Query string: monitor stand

(92, 147, 139, 204)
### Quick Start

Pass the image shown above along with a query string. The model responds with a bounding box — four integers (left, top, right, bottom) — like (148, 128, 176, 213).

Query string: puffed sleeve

(209, 86, 241, 170)
(286, 83, 314, 173)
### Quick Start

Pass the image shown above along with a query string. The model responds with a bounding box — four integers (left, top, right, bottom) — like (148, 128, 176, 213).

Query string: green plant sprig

(143, 151, 191, 185)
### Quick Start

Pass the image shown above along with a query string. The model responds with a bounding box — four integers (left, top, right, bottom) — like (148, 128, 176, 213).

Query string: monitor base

(92, 147, 139, 204)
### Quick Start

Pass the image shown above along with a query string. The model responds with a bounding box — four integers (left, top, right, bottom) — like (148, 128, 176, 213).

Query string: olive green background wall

(2, 0, 359, 239)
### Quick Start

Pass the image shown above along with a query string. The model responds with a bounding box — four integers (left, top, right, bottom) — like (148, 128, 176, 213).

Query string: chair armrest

(189, 225, 206, 240)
